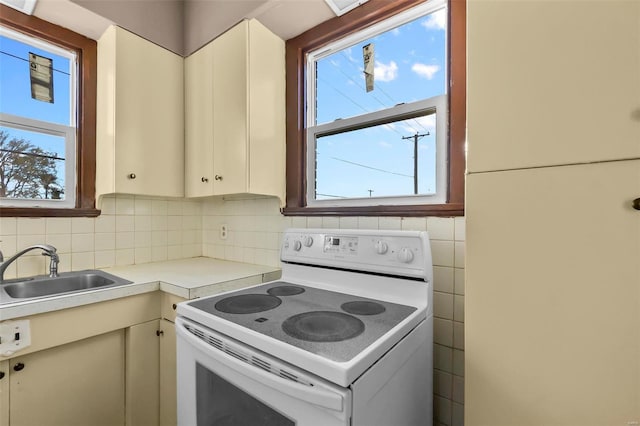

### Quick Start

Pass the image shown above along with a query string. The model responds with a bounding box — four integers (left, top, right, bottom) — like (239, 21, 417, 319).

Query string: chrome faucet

(0, 244, 59, 283)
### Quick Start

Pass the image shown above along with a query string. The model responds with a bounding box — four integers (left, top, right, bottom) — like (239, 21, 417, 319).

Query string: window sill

(282, 203, 464, 217)
(0, 207, 101, 217)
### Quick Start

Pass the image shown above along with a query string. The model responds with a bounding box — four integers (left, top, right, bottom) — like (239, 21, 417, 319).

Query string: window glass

(315, 112, 437, 200)
(307, 0, 447, 206)
(0, 32, 74, 126)
(315, 7, 446, 125)
(0, 25, 76, 208)
(0, 125, 67, 201)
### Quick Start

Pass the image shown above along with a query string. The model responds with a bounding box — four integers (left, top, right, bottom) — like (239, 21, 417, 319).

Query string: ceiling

(32, 0, 337, 56)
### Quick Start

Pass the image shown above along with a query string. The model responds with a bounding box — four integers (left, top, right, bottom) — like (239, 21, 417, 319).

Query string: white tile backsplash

(2, 195, 201, 279)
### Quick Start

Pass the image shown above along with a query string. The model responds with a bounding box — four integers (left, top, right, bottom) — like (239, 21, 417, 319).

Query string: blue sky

(0, 33, 72, 195)
(314, 7, 446, 200)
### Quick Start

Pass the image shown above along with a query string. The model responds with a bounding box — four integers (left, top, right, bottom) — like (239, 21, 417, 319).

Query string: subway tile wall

(202, 196, 465, 426)
(0, 194, 202, 280)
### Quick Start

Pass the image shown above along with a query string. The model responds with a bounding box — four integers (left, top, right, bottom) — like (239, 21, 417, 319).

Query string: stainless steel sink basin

(0, 270, 133, 303)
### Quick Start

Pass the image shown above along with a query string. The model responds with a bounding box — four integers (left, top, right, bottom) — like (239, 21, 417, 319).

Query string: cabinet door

(465, 160, 640, 425)
(113, 28, 184, 197)
(126, 319, 160, 426)
(185, 42, 215, 197)
(212, 21, 248, 195)
(159, 319, 177, 426)
(0, 360, 7, 426)
(467, 1, 640, 173)
(9, 330, 125, 426)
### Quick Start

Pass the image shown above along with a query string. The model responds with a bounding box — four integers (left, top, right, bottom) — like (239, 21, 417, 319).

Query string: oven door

(176, 317, 352, 426)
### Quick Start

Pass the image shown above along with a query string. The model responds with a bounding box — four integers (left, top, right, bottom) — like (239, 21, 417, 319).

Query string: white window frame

(305, 0, 447, 208)
(0, 25, 77, 209)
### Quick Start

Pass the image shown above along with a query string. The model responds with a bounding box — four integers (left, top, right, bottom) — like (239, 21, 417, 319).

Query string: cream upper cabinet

(465, 160, 640, 425)
(184, 19, 285, 203)
(97, 25, 185, 198)
(467, 1, 640, 173)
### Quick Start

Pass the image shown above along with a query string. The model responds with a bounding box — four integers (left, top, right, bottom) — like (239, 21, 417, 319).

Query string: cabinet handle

(201, 177, 209, 183)
(156, 330, 164, 337)
(128, 173, 136, 179)
(633, 198, 640, 211)
(13, 363, 24, 372)
(0, 371, 5, 380)
(214, 175, 223, 181)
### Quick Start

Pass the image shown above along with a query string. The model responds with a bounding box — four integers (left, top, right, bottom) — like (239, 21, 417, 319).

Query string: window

(0, 4, 98, 217)
(285, 0, 465, 216)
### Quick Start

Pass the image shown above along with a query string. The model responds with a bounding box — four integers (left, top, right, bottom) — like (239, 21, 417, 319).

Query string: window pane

(315, 113, 437, 200)
(0, 126, 67, 201)
(315, 7, 446, 125)
(0, 33, 73, 126)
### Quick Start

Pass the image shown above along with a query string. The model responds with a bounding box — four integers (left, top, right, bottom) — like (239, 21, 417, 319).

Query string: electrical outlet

(220, 224, 228, 240)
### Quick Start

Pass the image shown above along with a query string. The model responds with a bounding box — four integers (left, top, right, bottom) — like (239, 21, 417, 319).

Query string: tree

(0, 130, 64, 200)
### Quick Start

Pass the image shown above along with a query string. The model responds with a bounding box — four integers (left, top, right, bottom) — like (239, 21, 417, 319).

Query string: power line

(330, 156, 413, 178)
(316, 193, 347, 199)
(0, 50, 71, 76)
(0, 148, 65, 161)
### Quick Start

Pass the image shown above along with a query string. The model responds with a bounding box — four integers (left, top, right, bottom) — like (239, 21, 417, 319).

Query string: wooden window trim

(283, 0, 465, 217)
(0, 4, 99, 217)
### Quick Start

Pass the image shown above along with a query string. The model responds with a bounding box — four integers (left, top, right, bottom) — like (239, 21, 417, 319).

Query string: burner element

(282, 311, 365, 342)
(215, 294, 281, 314)
(341, 301, 386, 316)
(267, 285, 305, 296)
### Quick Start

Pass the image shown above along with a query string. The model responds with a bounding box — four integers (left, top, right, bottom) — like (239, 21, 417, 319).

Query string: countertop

(0, 257, 281, 321)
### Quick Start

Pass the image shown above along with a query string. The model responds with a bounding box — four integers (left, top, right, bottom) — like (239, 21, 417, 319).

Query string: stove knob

(397, 247, 414, 263)
(303, 236, 314, 247)
(293, 240, 302, 251)
(283, 240, 290, 250)
(374, 240, 388, 255)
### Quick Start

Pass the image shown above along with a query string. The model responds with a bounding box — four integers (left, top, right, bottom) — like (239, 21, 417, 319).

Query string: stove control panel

(281, 228, 432, 280)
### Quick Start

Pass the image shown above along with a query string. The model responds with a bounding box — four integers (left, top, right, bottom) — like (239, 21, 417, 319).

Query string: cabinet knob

(0, 371, 5, 380)
(156, 330, 164, 337)
(172, 303, 177, 310)
(13, 362, 24, 372)
(201, 177, 209, 183)
(214, 175, 223, 181)
(633, 198, 640, 211)
(128, 173, 136, 179)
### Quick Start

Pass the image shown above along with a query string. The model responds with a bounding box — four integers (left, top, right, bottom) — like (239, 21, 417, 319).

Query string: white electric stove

(176, 228, 433, 426)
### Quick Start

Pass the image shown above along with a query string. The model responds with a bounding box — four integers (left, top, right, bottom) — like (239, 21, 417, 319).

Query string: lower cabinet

(126, 320, 161, 426)
(126, 319, 178, 426)
(0, 292, 187, 426)
(6, 330, 126, 426)
(160, 319, 177, 426)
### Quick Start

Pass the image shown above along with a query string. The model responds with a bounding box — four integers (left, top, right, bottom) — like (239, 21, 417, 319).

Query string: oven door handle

(177, 318, 345, 412)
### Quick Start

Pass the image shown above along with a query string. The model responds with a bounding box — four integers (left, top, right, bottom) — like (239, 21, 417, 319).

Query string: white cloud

(421, 9, 447, 31)
(392, 28, 401, 36)
(412, 63, 440, 80)
(378, 140, 393, 148)
(374, 60, 398, 82)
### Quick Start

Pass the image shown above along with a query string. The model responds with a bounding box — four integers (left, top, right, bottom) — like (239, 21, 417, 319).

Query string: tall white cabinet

(96, 26, 184, 198)
(184, 19, 285, 203)
(465, 1, 640, 425)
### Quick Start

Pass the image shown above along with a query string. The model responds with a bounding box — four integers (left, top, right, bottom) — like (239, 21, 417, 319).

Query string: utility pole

(402, 132, 429, 194)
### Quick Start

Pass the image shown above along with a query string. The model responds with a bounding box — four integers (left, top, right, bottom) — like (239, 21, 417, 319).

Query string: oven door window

(196, 363, 295, 426)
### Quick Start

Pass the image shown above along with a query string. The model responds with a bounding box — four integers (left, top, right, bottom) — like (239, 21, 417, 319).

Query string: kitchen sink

(0, 270, 133, 303)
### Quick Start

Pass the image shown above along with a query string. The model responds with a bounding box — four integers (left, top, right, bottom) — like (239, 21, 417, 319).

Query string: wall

(202, 196, 466, 426)
(0, 194, 202, 280)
